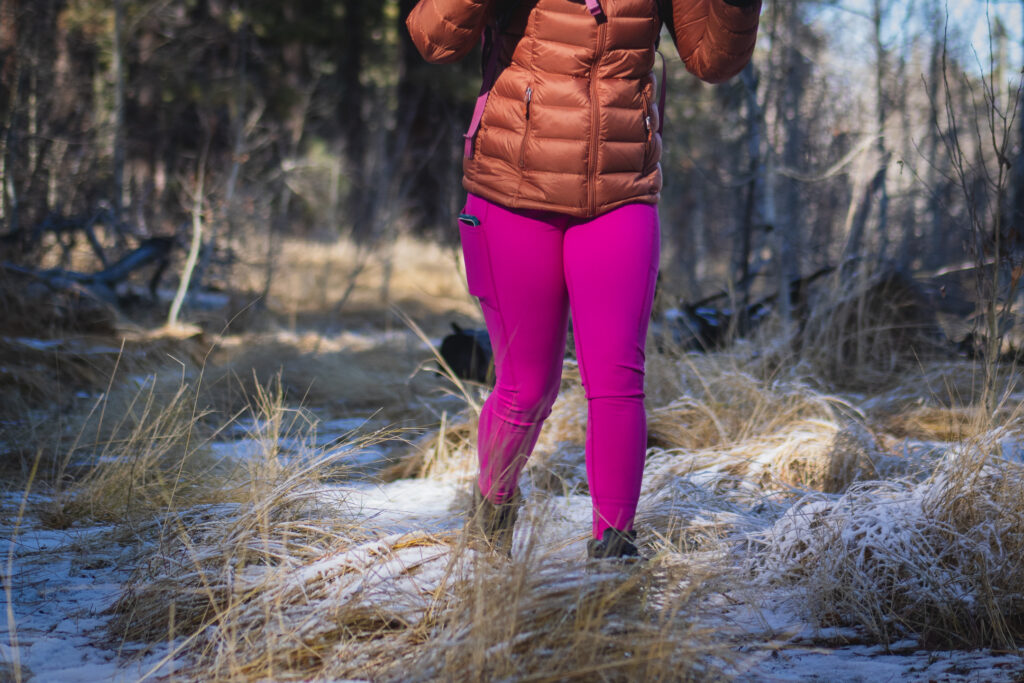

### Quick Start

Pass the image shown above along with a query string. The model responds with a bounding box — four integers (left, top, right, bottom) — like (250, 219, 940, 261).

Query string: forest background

(3, 0, 1022, 309)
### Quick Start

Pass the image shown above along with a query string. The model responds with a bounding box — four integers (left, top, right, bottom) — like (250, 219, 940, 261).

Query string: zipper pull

(644, 115, 651, 139)
(525, 87, 533, 119)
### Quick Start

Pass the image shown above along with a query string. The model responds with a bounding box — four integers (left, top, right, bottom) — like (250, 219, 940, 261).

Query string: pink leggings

(458, 192, 660, 539)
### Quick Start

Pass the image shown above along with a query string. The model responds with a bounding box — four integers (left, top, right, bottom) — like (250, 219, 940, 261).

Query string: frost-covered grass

(749, 430, 1024, 649)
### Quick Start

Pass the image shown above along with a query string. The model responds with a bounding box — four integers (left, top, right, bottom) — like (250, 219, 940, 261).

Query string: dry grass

(403, 546, 725, 682)
(750, 425, 1024, 649)
(26, 338, 414, 529)
(0, 269, 118, 338)
(789, 268, 953, 390)
(104, 380, 398, 650)
(49, 377, 218, 526)
(881, 404, 1020, 441)
(198, 334, 430, 419)
(110, 491, 732, 683)
(0, 331, 210, 419)
(379, 410, 478, 483)
(107, 289, 1014, 675)
(386, 345, 908, 497)
(9, 235, 1024, 681)
(231, 233, 476, 322)
(36, 367, 301, 527)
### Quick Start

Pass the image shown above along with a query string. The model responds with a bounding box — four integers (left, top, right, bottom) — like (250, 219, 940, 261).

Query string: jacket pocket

(518, 85, 534, 169)
(458, 209, 493, 303)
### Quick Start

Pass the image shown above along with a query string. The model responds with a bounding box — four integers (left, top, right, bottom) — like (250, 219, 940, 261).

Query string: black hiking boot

(466, 486, 522, 557)
(587, 528, 640, 562)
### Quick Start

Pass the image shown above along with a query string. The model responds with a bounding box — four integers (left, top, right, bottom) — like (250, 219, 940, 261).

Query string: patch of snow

(207, 435, 387, 472)
(0, 518, 182, 683)
(998, 436, 1024, 463)
(737, 644, 1024, 682)
(318, 417, 375, 434)
(208, 439, 267, 461)
(339, 478, 463, 535)
(706, 592, 1024, 682)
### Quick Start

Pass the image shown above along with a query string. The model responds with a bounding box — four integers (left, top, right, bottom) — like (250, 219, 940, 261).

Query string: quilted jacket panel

(407, 0, 761, 217)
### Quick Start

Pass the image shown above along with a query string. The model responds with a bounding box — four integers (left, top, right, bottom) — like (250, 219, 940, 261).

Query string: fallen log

(1, 235, 176, 304)
(0, 208, 114, 268)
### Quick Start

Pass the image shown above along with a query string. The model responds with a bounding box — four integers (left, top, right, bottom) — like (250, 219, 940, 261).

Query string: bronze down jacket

(406, 0, 761, 218)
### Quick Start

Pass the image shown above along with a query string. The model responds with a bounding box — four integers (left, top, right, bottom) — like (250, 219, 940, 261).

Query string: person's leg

(562, 202, 660, 539)
(458, 193, 570, 504)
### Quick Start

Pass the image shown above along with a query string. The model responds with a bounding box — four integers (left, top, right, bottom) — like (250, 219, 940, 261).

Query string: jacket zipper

(519, 86, 533, 169)
(588, 23, 608, 216)
(641, 89, 653, 139)
(641, 88, 653, 173)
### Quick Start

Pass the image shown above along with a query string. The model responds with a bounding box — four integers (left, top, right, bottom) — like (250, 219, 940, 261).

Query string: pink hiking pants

(458, 192, 660, 539)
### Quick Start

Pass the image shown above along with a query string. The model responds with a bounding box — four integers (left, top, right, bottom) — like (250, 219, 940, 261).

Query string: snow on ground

(1, 511, 183, 682)
(711, 595, 1024, 682)
(4, 437, 1024, 681)
(340, 478, 464, 534)
(739, 644, 1024, 682)
(209, 417, 395, 478)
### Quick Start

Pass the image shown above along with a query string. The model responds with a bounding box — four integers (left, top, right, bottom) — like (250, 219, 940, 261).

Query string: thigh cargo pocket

(458, 209, 493, 303)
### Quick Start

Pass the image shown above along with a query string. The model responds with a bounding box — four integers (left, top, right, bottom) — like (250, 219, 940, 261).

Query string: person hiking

(406, 0, 762, 559)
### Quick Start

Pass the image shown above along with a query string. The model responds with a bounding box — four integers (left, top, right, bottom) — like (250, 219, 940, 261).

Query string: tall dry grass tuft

(788, 269, 952, 391)
(750, 424, 1024, 649)
(47, 372, 221, 526)
(405, 546, 725, 681)
(0, 331, 215, 488)
(645, 366, 844, 451)
(882, 402, 1021, 441)
(106, 380, 396, 656)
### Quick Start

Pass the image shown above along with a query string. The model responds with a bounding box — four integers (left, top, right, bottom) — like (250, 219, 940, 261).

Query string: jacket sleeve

(406, 0, 494, 64)
(665, 0, 762, 84)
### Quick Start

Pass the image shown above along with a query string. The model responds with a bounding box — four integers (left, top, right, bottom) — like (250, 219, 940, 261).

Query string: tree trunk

(0, 0, 17, 229)
(1012, 0, 1024, 240)
(19, 1, 63, 234)
(923, 0, 947, 270)
(339, 0, 369, 231)
(737, 63, 764, 312)
(113, 0, 126, 225)
(167, 126, 212, 328)
(773, 1, 805, 328)
(870, 0, 890, 261)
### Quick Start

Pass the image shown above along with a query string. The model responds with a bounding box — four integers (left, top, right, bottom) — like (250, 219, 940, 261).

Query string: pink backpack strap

(464, 26, 502, 159)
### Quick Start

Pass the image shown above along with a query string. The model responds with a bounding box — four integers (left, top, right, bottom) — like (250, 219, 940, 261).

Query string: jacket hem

(462, 177, 659, 219)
